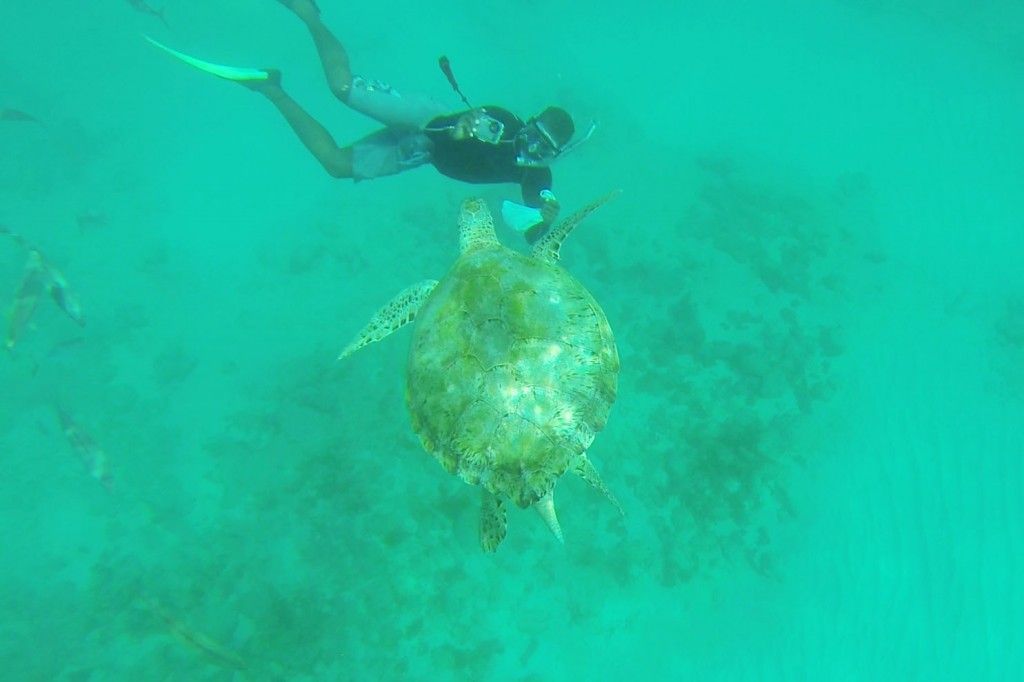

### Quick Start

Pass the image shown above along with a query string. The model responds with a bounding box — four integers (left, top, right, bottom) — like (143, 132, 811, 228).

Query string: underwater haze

(2, 0, 1022, 679)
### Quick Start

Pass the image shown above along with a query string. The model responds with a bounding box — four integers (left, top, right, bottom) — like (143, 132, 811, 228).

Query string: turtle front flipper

(479, 489, 507, 552)
(531, 190, 621, 264)
(571, 452, 625, 516)
(338, 280, 438, 360)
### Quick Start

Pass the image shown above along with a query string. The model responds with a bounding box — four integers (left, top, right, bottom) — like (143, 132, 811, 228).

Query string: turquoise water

(2, 0, 1022, 679)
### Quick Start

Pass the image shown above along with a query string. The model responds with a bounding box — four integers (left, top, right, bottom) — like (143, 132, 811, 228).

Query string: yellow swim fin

(144, 36, 271, 82)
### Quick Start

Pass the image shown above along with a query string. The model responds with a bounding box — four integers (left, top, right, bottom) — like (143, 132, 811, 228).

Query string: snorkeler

(148, 0, 594, 243)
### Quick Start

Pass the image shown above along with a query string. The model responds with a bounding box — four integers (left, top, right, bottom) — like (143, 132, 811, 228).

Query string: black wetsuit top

(423, 106, 552, 208)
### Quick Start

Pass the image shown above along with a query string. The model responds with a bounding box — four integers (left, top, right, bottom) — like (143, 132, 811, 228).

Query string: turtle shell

(407, 245, 618, 509)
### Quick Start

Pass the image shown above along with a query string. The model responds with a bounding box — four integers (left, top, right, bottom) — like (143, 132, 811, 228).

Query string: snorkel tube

(556, 120, 597, 160)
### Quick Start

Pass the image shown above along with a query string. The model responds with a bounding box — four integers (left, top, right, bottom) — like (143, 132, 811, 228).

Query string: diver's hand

(540, 191, 560, 223)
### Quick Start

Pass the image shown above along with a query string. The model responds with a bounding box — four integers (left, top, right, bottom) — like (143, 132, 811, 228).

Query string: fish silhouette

(139, 596, 247, 671)
(0, 108, 40, 123)
(126, 0, 169, 27)
(1, 226, 86, 347)
(55, 406, 114, 493)
(6, 251, 49, 350)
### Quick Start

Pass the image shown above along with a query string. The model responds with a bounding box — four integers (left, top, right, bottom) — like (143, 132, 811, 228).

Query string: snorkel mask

(514, 118, 596, 167)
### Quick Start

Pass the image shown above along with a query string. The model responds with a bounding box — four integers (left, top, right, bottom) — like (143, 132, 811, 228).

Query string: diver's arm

(521, 167, 560, 225)
(520, 166, 551, 207)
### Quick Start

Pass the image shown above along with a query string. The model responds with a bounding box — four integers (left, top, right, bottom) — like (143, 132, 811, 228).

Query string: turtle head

(458, 198, 500, 254)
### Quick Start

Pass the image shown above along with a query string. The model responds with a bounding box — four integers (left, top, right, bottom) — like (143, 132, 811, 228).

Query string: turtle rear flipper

(572, 452, 625, 516)
(338, 280, 438, 360)
(479, 489, 507, 552)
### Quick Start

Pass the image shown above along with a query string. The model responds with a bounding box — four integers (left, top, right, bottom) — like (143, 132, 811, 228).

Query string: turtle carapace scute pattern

(338, 193, 624, 551)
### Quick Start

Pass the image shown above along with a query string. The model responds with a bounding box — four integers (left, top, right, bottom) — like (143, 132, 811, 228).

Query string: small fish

(76, 209, 108, 231)
(0, 225, 30, 249)
(1, 226, 86, 330)
(47, 267, 86, 327)
(55, 406, 114, 493)
(6, 251, 49, 350)
(43, 336, 87, 362)
(126, 0, 169, 27)
(0, 107, 40, 123)
(139, 596, 247, 671)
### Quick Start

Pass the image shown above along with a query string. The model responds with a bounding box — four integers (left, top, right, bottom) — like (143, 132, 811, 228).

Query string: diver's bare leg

(278, 0, 353, 102)
(248, 75, 353, 178)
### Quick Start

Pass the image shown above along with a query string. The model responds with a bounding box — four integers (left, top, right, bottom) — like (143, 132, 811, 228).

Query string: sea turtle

(339, 193, 623, 551)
